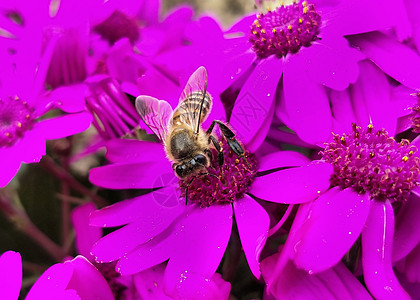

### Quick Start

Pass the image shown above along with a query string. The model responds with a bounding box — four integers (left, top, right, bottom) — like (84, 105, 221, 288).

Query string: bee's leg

(185, 177, 196, 205)
(208, 135, 224, 169)
(206, 120, 245, 157)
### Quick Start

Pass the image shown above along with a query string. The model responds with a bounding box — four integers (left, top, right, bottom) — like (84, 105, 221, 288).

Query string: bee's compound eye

(175, 165, 186, 178)
(195, 154, 207, 165)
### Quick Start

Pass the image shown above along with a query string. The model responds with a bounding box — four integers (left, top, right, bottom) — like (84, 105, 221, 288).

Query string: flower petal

(173, 272, 231, 300)
(89, 160, 173, 189)
(362, 199, 410, 299)
(234, 194, 269, 278)
(329, 0, 405, 36)
(348, 32, 420, 90)
(164, 204, 232, 295)
(117, 228, 176, 275)
(393, 194, 420, 262)
(258, 151, 311, 172)
(282, 55, 333, 145)
(0, 251, 22, 300)
(249, 161, 333, 204)
(91, 198, 185, 263)
(293, 187, 370, 273)
(66, 256, 114, 300)
(229, 56, 280, 150)
(26, 263, 74, 300)
(35, 112, 92, 140)
(400, 243, 420, 283)
(105, 139, 166, 163)
(350, 60, 395, 135)
(0, 147, 22, 187)
(303, 38, 359, 90)
(72, 203, 101, 260)
(262, 254, 372, 300)
(90, 185, 184, 227)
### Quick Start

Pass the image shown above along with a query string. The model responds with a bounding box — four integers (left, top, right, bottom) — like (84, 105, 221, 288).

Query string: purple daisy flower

(0, 8, 91, 187)
(268, 124, 420, 299)
(0, 251, 114, 299)
(218, 0, 414, 145)
(87, 67, 333, 297)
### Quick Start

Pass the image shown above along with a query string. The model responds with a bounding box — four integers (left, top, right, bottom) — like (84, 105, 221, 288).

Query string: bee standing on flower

(136, 67, 246, 202)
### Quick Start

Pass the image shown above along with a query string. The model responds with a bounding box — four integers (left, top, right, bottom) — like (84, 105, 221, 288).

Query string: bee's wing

(135, 95, 173, 141)
(177, 66, 212, 133)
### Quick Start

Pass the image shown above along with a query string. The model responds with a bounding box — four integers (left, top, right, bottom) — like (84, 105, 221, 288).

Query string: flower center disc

(179, 139, 258, 207)
(0, 97, 34, 147)
(321, 124, 420, 203)
(249, 0, 321, 58)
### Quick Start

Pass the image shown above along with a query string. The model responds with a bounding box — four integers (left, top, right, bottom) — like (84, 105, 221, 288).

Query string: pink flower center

(249, 0, 321, 58)
(321, 124, 420, 203)
(0, 96, 34, 147)
(179, 139, 258, 207)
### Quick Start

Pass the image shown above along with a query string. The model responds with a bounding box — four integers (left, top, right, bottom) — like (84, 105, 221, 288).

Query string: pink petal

(293, 187, 370, 273)
(26, 263, 74, 300)
(350, 60, 396, 135)
(362, 199, 410, 299)
(262, 254, 372, 300)
(249, 161, 333, 204)
(133, 264, 173, 299)
(393, 194, 420, 262)
(234, 194, 269, 278)
(302, 37, 360, 90)
(0, 147, 22, 187)
(91, 198, 185, 262)
(48, 84, 88, 113)
(66, 256, 114, 300)
(0, 251, 22, 300)
(330, 89, 357, 136)
(282, 55, 333, 145)
(105, 139, 166, 163)
(258, 151, 311, 172)
(348, 32, 420, 90)
(90, 185, 184, 227)
(400, 243, 420, 282)
(117, 228, 176, 275)
(172, 272, 231, 300)
(164, 204, 232, 295)
(71, 203, 101, 260)
(229, 56, 280, 151)
(329, 0, 405, 36)
(34, 112, 92, 140)
(89, 160, 173, 189)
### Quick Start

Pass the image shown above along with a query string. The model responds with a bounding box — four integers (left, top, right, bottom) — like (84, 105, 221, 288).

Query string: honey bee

(136, 66, 245, 182)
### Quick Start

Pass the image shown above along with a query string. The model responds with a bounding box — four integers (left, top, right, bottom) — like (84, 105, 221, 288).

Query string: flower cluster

(0, 0, 419, 299)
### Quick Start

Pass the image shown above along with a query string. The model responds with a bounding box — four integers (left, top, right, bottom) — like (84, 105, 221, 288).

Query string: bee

(136, 66, 245, 183)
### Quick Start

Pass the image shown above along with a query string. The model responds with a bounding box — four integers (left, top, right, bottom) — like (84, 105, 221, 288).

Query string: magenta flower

(0, 8, 91, 187)
(87, 68, 333, 297)
(0, 251, 114, 300)
(268, 124, 420, 299)
(218, 0, 415, 145)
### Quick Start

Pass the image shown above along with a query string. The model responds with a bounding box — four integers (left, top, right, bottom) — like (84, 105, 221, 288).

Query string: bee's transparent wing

(136, 95, 173, 141)
(177, 66, 212, 133)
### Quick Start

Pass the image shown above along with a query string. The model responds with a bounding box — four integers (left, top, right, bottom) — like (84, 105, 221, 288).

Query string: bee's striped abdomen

(172, 91, 212, 127)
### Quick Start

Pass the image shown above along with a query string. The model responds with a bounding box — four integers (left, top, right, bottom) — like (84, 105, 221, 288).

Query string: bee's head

(174, 154, 208, 179)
